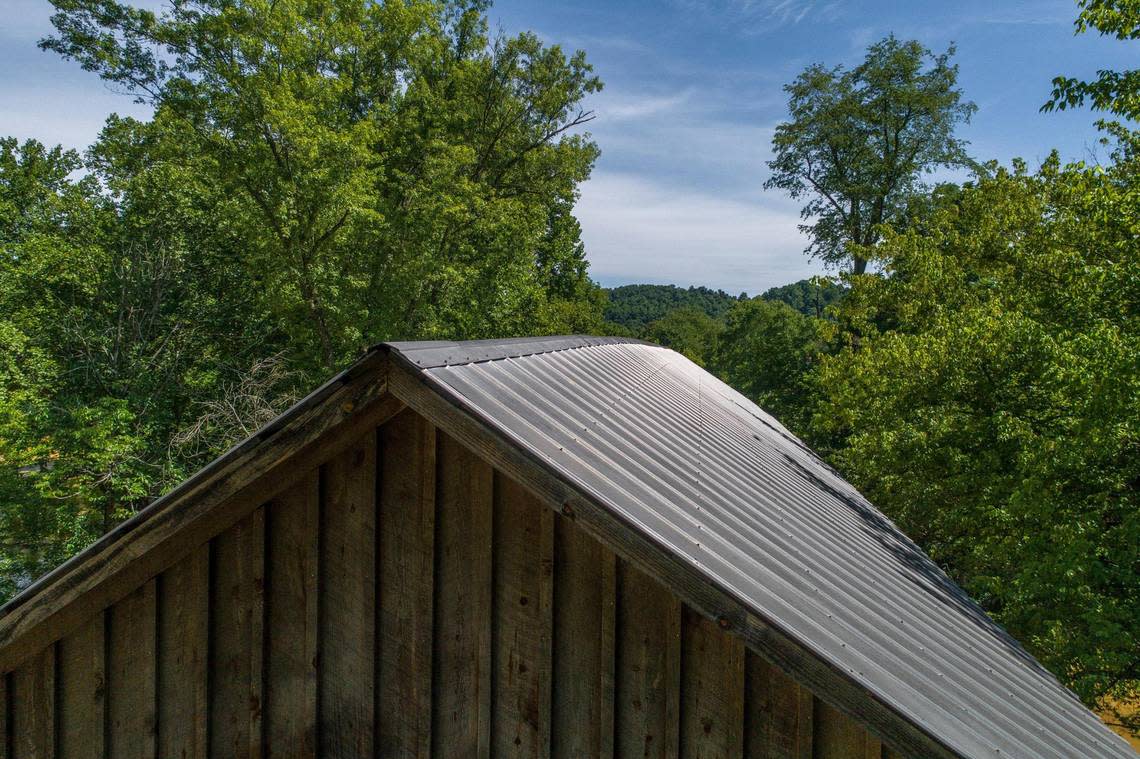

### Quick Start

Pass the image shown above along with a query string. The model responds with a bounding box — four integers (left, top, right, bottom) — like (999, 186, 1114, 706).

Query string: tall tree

(765, 35, 976, 274)
(42, 0, 603, 373)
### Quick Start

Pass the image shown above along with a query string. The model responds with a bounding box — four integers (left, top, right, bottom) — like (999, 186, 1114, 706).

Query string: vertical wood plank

(377, 412, 437, 758)
(158, 545, 209, 759)
(57, 613, 105, 759)
(210, 509, 265, 759)
(551, 518, 617, 759)
(427, 426, 489, 759)
(866, 734, 884, 759)
(882, 746, 905, 759)
(679, 607, 745, 759)
(1, 671, 8, 759)
(615, 561, 681, 759)
(744, 653, 813, 759)
(319, 430, 377, 757)
(265, 472, 319, 759)
(491, 475, 554, 759)
(109, 580, 157, 759)
(10, 646, 54, 759)
(814, 697, 868, 759)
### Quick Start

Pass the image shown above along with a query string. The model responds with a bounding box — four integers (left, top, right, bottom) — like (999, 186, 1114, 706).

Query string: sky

(1, 0, 1134, 294)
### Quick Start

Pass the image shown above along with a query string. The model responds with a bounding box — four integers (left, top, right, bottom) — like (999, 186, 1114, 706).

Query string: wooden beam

(387, 357, 962, 759)
(0, 351, 399, 674)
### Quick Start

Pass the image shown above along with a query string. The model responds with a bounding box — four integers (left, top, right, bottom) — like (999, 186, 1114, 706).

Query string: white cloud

(595, 90, 693, 122)
(577, 171, 824, 294)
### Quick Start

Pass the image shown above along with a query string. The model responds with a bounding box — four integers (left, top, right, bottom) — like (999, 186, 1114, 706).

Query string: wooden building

(0, 337, 1131, 758)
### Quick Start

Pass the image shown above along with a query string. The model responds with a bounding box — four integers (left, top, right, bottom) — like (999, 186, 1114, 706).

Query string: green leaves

(811, 155, 1140, 726)
(766, 35, 976, 273)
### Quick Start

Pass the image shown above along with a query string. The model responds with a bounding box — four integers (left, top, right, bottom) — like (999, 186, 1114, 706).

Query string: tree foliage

(1044, 0, 1140, 121)
(42, 0, 605, 373)
(766, 35, 976, 274)
(811, 151, 1140, 727)
(604, 283, 743, 331)
(0, 0, 606, 599)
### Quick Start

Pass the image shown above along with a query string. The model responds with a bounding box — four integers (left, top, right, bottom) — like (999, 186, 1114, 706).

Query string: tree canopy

(765, 35, 976, 274)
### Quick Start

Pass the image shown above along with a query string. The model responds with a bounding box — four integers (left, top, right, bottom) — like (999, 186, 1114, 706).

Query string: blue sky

(1, 0, 1133, 293)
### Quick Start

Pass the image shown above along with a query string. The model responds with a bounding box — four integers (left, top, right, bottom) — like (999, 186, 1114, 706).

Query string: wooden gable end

(0, 350, 911, 758)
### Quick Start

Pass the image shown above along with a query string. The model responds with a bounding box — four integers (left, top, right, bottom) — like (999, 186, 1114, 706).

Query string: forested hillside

(603, 284, 744, 330)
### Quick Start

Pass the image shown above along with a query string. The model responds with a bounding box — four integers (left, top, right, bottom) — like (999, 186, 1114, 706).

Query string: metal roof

(386, 337, 1133, 759)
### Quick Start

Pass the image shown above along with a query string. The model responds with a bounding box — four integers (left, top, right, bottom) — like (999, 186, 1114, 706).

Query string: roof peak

(382, 335, 653, 369)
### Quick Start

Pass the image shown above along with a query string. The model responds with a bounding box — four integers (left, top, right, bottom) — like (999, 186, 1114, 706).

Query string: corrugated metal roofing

(387, 336, 1134, 759)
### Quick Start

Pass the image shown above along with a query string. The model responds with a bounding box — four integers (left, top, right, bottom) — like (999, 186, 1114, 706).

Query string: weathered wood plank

(57, 613, 105, 759)
(10, 646, 54, 758)
(388, 361, 961, 759)
(814, 697, 868, 759)
(376, 412, 438, 758)
(319, 432, 377, 757)
(0, 356, 395, 675)
(492, 474, 554, 759)
(109, 580, 157, 759)
(265, 472, 319, 759)
(867, 734, 884, 759)
(209, 510, 265, 759)
(680, 606, 745, 759)
(1, 672, 8, 759)
(745, 652, 812, 759)
(428, 426, 489, 759)
(157, 544, 209, 759)
(551, 516, 616, 759)
(615, 561, 681, 759)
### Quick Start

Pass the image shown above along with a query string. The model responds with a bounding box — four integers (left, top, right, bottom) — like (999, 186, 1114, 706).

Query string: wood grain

(377, 411, 437, 759)
(745, 652, 813, 759)
(157, 545, 209, 759)
(680, 607, 744, 759)
(551, 515, 616, 759)
(615, 561, 681, 759)
(209, 510, 265, 759)
(265, 471, 319, 759)
(319, 433, 377, 757)
(109, 580, 157, 759)
(814, 696, 870, 759)
(491, 474, 554, 759)
(429, 426, 491, 759)
(57, 613, 105, 759)
(10, 645, 54, 759)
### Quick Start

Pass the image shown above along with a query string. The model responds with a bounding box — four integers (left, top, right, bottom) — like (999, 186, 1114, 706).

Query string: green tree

(43, 0, 603, 373)
(710, 299, 824, 434)
(1044, 0, 1140, 121)
(642, 306, 723, 366)
(811, 154, 1139, 729)
(765, 35, 976, 274)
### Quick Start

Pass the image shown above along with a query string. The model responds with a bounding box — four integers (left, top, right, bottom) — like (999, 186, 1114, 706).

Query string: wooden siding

(0, 405, 897, 759)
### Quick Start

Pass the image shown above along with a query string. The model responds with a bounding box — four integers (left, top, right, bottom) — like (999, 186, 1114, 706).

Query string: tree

(1044, 0, 1140, 121)
(811, 154, 1139, 730)
(710, 299, 824, 434)
(642, 306, 723, 366)
(765, 35, 976, 274)
(42, 0, 603, 373)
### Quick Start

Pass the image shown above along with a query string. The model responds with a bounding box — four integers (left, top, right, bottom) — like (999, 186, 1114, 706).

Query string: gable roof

(387, 337, 1133, 759)
(0, 336, 1131, 758)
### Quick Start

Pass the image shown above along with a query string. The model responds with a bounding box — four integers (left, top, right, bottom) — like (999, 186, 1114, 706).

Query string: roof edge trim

(381, 335, 654, 369)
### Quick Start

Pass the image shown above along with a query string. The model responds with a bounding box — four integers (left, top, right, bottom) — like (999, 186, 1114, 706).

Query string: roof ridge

(381, 335, 654, 369)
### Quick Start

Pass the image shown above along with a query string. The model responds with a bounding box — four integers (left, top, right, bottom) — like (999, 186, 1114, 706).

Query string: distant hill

(604, 284, 744, 330)
(604, 279, 846, 331)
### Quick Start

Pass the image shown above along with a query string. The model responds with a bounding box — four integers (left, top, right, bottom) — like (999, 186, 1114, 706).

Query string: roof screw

(560, 502, 575, 519)
(717, 615, 731, 630)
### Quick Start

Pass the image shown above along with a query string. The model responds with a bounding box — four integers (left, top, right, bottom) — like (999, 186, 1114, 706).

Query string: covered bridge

(0, 337, 1132, 758)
